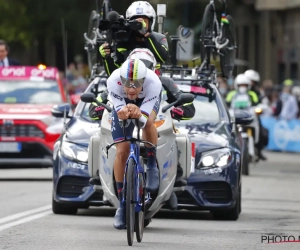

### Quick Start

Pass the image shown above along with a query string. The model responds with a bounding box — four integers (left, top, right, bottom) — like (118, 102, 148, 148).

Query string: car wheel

(238, 184, 242, 214)
(242, 138, 249, 176)
(212, 188, 240, 221)
(52, 197, 78, 215)
(144, 219, 151, 228)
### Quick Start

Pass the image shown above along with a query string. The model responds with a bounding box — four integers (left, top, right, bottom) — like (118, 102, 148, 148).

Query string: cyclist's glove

(91, 106, 105, 120)
(170, 107, 184, 121)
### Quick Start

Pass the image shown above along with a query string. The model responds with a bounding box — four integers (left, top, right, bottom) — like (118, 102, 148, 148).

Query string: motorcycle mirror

(178, 93, 194, 103)
(80, 93, 95, 103)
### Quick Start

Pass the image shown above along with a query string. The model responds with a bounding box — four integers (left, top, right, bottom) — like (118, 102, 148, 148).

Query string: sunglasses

(120, 76, 145, 88)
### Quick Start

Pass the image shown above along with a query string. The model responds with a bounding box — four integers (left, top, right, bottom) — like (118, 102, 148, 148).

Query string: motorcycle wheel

(242, 138, 249, 176)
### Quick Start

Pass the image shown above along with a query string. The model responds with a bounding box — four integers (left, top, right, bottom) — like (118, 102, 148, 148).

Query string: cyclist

(106, 58, 161, 229)
(100, 1, 168, 76)
(89, 49, 195, 212)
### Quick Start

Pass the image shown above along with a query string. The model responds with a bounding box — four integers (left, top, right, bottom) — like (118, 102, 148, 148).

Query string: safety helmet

(244, 69, 260, 82)
(126, 1, 156, 31)
(120, 59, 147, 88)
(127, 48, 157, 70)
(234, 74, 251, 89)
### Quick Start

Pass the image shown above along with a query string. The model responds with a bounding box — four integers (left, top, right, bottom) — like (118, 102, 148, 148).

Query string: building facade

(231, 0, 300, 84)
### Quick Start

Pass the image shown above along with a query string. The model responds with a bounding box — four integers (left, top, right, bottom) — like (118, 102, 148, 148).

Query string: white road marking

(0, 211, 52, 232)
(0, 205, 51, 225)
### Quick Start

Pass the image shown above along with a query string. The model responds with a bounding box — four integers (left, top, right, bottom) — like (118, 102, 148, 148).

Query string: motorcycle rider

(226, 74, 259, 109)
(100, 1, 168, 76)
(226, 74, 267, 160)
(89, 49, 195, 211)
(244, 69, 262, 101)
(106, 58, 162, 229)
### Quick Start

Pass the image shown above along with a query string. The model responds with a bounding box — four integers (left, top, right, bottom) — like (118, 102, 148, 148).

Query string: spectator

(0, 40, 21, 66)
(279, 81, 298, 120)
(270, 89, 282, 118)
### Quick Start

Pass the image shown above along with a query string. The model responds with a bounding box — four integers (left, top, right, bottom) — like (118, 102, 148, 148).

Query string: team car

(172, 80, 252, 220)
(51, 76, 107, 214)
(0, 65, 67, 166)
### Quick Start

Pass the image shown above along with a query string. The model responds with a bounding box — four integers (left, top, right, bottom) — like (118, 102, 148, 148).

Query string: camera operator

(100, 1, 169, 76)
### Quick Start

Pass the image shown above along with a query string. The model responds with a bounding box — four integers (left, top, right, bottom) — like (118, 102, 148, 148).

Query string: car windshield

(174, 94, 220, 125)
(0, 80, 63, 104)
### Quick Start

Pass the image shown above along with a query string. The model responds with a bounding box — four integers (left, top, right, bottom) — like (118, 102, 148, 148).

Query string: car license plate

(0, 142, 21, 152)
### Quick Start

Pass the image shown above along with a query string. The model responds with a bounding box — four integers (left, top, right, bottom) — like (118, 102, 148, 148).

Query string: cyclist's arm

(144, 33, 169, 64)
(139, 70, 162, 126)
(107, 69, 126, 111)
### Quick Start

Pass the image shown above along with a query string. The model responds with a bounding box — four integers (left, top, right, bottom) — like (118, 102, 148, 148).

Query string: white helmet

(127, 48, 157, 70)
(120, 58, 147, 88)
(234, 74, 251, 89)
(126, 1, 156, 31)
(244, 69, 260, 82)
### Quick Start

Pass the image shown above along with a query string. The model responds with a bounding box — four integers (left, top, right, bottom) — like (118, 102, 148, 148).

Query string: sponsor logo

(110, 92, 123, 101)
(142, 96, 157, 105)
(136, 7, 143, 14)
(0, 67, 56, 78)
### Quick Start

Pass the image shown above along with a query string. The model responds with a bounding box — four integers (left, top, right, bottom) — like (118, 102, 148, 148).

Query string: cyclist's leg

(142, 98, 160, 193)
(111, 108, 135, 229)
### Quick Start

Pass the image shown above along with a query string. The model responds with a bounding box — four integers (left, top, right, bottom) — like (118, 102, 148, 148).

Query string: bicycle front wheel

(220, 15, 237, 78)
(126, 158, 135, 246)
(135, 156, 145, 242)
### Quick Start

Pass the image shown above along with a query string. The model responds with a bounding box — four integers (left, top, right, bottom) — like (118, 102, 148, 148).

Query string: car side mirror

(51, 103, 72, 118)
(234, 109, 253, 125)
(179, 93, 194, 103)
(81, 93, 95, 103)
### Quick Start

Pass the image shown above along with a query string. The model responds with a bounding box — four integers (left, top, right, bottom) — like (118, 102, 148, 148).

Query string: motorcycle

(232, 104, 268, 175)
(85, 91, 194, 226)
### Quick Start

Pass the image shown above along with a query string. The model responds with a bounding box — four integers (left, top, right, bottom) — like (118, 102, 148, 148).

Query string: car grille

(178, 182, 232, 206)
(0, 124, 44, 138)
(57, 176, 90, 198)
(177, 191, 199, 206)
(196, 182, 232, 204)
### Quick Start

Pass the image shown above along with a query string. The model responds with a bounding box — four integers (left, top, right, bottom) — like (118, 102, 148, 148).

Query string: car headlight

(61, 142, 88, 163)
(198, 148, 232, 169)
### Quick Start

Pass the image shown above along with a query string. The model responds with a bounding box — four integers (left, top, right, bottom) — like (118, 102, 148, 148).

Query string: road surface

(0, 151, 300, 250)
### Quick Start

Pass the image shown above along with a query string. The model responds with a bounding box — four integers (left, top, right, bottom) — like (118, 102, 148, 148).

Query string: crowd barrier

(261, 117, 300, 153)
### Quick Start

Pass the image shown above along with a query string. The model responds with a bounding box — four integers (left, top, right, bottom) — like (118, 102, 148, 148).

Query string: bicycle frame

(105, 119, 153, 212)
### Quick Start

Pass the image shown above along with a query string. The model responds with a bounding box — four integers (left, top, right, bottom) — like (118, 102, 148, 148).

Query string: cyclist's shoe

(113, 208, 126, 230)
(166, 191, 178, 210)
(146, 167, 159, 193)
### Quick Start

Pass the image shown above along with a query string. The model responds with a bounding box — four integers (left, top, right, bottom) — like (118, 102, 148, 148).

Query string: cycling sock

(116, 182, 124, 208)
(146, 147, 157, 168)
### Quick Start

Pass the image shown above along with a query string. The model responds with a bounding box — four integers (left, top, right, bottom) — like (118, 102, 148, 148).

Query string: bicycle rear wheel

(135, 156, 145, 242)
(220, 15, 237, 78)
(126, 158, 135, 246)
(200, 3, 215, 65)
